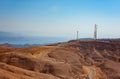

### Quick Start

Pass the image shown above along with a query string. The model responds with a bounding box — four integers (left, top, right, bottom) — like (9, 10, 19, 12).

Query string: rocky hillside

(0, 39, 120, 79)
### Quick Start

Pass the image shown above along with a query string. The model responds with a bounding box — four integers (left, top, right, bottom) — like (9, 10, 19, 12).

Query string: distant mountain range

(0, 31, 119, 47)
(0, 43, 42, 48)
(0, 31, 69, 45)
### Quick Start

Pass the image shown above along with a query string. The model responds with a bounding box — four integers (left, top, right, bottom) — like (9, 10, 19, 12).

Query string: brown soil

(0, 39, 120, 79)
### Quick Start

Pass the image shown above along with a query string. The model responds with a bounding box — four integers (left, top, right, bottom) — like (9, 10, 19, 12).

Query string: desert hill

(0, 39, 120, 79)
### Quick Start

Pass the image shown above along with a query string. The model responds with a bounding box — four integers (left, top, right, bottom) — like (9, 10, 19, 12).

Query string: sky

(0, 0, 120, 39)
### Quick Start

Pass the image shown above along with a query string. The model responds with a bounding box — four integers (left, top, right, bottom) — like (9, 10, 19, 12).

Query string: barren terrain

(0, 39, 120, 79)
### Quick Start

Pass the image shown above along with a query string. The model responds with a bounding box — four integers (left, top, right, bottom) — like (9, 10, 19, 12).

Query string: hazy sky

(0, 0, 120, 39)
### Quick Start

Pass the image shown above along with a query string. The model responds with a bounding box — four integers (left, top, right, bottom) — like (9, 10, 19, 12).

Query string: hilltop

(0, 39, 120, 79)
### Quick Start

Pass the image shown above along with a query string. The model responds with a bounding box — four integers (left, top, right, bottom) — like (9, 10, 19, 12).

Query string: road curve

(88, 67, 94, 79)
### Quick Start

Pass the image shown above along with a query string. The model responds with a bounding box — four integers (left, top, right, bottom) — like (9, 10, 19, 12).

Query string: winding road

(83, 66, 95, 79)
(37, 52, 49, 59)
(88, 67, 94, 79)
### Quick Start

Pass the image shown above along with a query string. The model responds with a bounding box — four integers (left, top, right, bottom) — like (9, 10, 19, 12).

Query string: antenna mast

(77, 31, 79, 40)
(94, 24, 97, 40)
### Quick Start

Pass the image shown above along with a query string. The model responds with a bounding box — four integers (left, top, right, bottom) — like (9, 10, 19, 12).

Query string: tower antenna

(94, 24, 97, 40)
(77, 31, 79, 40)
